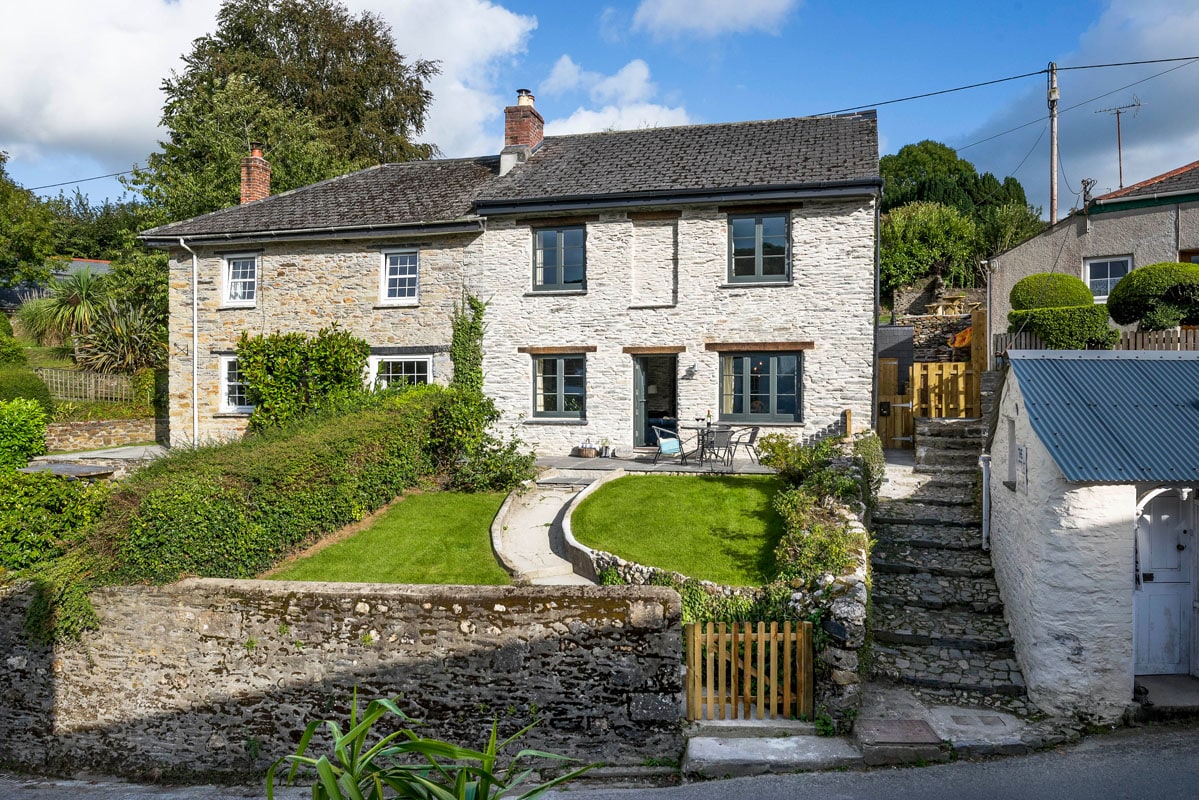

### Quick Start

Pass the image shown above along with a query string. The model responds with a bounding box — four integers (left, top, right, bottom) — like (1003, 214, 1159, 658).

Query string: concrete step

(872, 522, 983, 551)
(872, 643, 1027, 697)
(854, 718, 950, 766)
(686, 719, 817, 739)
(681, 735, 861, 778)
(871, 542, 994, 578)
(872, 572, 1004, 614)
(872, 604, 1014, 651)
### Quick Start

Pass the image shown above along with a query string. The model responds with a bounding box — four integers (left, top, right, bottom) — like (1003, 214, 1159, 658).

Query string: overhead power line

(28, 169, 135, 191)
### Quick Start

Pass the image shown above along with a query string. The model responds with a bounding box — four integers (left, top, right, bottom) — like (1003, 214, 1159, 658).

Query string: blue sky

(2, 0, 1196, 216)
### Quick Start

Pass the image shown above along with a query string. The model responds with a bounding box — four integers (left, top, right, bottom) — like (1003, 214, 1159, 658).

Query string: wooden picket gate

(685, 621, 813, 721)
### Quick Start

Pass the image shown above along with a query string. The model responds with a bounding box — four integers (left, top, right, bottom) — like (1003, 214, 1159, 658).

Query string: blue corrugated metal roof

(1008, 350, 1199, 483)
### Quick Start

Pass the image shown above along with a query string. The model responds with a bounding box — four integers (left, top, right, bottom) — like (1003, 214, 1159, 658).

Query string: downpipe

(979, 453, 991, 551)
(179, 238, 198, 447)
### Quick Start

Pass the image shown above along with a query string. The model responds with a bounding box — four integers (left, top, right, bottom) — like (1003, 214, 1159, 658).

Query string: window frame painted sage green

(533, 354, 587, 419)
(532, 225, 587, 291)
(718, 351, 803, 423)
(727, 213, 790, 283)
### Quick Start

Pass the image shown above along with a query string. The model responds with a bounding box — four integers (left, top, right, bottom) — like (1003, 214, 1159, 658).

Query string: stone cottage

(986, 159, 1199, 345)
(141, 92, 881, 452)
(988, 349, 1199, 721)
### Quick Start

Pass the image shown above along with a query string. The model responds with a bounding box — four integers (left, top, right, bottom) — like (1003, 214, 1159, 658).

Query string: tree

(976, 202, 1045, 258)
(126, 74, 359, 222)
(45, 191, 156, 262)
(0, 152, 55, 287)
(880, 202, 979, 296)
(164, 0, 437, 167)
(880, 141, 977, 213)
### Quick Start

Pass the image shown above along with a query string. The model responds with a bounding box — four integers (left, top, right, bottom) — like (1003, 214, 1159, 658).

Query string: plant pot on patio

(577, 446, 599, 458)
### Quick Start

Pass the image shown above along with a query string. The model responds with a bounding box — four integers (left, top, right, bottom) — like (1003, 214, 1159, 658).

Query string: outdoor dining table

(679, 422, 731, 465)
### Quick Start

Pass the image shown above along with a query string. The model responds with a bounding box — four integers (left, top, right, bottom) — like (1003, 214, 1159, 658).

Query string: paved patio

(537, 449, 773, 475)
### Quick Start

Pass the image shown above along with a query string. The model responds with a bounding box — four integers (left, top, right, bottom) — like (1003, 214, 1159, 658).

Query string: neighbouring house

(988, 349, 1199, 721)
(141, 92, 881, 451)
(986, 159, 1199, 344)
(0, 257, 112, 312)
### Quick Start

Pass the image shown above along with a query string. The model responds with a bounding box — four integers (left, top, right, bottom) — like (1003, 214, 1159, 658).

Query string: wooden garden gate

(684, 621, 813, 721)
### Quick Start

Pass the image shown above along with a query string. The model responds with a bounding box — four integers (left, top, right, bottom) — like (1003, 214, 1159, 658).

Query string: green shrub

(0, 471, 108, 571)
(1107, 261, 1199, 330)
(853, 432, 885, 502)
(1009, 305, 1118, 349)
(772, 488, 865, 585)
(449, 293, 486, 395)
(0, 313, 12, 338)
(1009, 273, 1093, 310)
(237, 325, 370, 431)
(0, 334, 26, 367)
(0, 368, 53, 415)
(758, 435, 841, 487)
(0, 398, 48, 468)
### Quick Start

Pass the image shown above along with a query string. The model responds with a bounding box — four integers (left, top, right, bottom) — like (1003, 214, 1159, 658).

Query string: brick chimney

(240, 142, 271, 204)
(500, 89, 544, 175)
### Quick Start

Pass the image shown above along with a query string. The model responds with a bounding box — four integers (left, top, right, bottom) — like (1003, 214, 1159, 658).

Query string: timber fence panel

(684, 621, 813, 721)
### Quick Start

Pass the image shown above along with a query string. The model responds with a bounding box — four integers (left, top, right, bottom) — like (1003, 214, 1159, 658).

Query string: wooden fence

(993, 328, 1199, 359)
(685, 620, 813, 721)
(911, 362, 979, 418)
(34, 368, 139, 403)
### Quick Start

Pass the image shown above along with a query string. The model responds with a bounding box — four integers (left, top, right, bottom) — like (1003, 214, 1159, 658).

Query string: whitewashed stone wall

(167, 236, 477, 445)
(989, 375, 1136, 721)
(471, 200, 876, 453)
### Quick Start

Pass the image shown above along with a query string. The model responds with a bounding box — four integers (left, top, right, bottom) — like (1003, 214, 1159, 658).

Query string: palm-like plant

(266, 691, 595, 800)
(74, 299, 166, 373)
(16, 268, 106, 356)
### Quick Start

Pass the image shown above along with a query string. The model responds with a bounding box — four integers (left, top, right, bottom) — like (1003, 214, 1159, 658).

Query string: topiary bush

(0, 368, 53, 415)
(1009, 273, 1094, 311)
(1106, 261, 1199, 330)
(1009, 305, 1118, 349)
(0, 397, 48, 468)
(0, 333, 27, 367)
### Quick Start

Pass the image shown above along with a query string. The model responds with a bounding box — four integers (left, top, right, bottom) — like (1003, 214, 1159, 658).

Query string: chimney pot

(516, 89, 534, 107)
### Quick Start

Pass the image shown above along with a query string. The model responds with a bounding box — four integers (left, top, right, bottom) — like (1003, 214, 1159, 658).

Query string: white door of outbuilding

(1134, 491, 1194, 675)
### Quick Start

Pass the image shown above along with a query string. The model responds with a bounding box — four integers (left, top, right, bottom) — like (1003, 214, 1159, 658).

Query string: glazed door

(1135, 492, 1194, 675)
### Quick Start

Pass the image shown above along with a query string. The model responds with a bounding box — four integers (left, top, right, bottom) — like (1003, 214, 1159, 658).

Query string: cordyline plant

(266, 691, 595, 800)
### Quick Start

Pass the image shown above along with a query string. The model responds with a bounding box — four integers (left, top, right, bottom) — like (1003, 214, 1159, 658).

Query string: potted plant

(598, 437, 612, 458)
(577, 439, 598, 458)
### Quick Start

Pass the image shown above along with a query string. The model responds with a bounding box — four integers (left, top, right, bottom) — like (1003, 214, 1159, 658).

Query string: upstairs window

(1085, 256, 1130, 300)
(533, 226, 586, 291)
(728, 213, 789, 283)
(380, 251, 419, 305)
(224, 254, 258, 306)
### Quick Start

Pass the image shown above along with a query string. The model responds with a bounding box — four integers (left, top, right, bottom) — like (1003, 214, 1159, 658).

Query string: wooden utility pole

(1095, 97, 1141, 189)
(1048, 62, 1059, 224)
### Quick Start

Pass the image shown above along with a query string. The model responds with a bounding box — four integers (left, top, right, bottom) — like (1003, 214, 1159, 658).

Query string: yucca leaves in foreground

(266, 690, 595, 800)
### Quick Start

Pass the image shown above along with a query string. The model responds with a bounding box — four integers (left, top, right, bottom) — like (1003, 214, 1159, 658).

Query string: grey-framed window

(368, 355, 431, 389)
(719, 352, 802, 423)
(728, 213, 789, 283)
(219, 356, 253, 413)
(223, 254, 258, 305)
(533, 226, 586, 291)
(534, 354, 586, 418)
(1084, 256, 1131, 300)
(379, 250, 419, 305)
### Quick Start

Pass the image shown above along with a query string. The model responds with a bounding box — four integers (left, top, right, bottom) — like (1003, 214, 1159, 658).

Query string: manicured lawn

(571, 475, 784, 586)
(268, 491, 511, 584)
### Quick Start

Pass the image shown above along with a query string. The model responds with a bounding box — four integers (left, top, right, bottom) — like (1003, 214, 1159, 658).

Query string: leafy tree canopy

(0, 152, 55, 287)
(45, 191, 157, 262)
(126, 74, 360, 223)
(166, 0, 437, 167)
(880, 201, 979, 295)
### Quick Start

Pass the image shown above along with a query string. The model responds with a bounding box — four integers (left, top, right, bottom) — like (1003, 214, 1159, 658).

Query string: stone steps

(872, 604, 1013, 651)
(871, 542, 994, 578)
(914, 462, 980, 476)
(916, 449, 981, 470)
(871, 523, 982, 551)
(872, 501, 980, 528)
(872, 643, 1026, 697)
(872, 572, 1003, 614)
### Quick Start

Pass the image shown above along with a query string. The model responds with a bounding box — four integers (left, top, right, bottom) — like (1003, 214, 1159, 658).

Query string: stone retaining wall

(895, 314, 972, 362)
(0, 580, 684, 780)
(45, 418, 166, 451)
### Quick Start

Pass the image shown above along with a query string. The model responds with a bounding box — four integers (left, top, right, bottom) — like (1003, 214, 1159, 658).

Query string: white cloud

(546, 103, 692, 136)
(961, 0, 1199, 213)
(631, 0, 799, 39)
(537, 56, 688, 136)
(542, 55, 586, 96)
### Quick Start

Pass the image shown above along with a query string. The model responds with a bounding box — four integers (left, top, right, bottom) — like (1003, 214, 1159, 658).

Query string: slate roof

(1095, 159, 1199, 202)
(477, 112, 880, 206)
(141, 112, 879, 242)
(1008, 350, 1199, 483)
(142, 157, 499, 241)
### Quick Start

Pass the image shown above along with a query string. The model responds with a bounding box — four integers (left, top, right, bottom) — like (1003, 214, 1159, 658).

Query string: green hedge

(0, 471, 108, 571)
(0, 398, 48, 469)
(1009, 304, 1118, 349)
(96, 387, 442, 583)
(0, 334, 26, 367)
(0, 313, 12, 338)
(0, 368, 53, 414)
(1107, 262, 1199, 330)
(1009, 273, 1093, 310)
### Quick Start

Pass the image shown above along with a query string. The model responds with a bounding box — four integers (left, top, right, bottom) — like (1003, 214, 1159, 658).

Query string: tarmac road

(2, 724, 1197, 800)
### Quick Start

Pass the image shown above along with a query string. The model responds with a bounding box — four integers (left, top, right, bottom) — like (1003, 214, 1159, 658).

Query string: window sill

(1002, 480, 1017, 492)
(523, 418, 588, 426)
(374, 301, 420, 309)
(719, 281, 793, 289)
(214, 411, 252, 418)
(524, 289, 587, 297)
(218, 304, 257, 310)
(627, 303, 676, 310)
(718, 420, 804, 427)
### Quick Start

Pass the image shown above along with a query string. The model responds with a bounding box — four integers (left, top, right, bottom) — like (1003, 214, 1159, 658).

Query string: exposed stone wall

(472, 200, 876, 454)
(166, 236, 476, 445)
(893, 314, 972, 362)
(893, 277, 984, 317)
(989, 376, 1136, 721)
(0, 580, 684, 780)
(45, 418, 166, 452)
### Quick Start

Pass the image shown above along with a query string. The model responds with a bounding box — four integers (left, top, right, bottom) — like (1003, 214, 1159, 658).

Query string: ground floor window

(219, 356, 253, 413)
(534, 354, 586, 418)
(368, 356, 432, 389)
(719, 352, 802, 423)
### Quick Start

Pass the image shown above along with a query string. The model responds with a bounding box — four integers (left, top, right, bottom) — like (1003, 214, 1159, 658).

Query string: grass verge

(572, 474, 784, 586)
(266, 491, 511, 585)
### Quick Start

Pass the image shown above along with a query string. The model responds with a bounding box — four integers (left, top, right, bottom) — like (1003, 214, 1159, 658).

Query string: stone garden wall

(0, 580, 684, 780)
(45, 418, 167, 452)
(895, 314, 973, 362)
